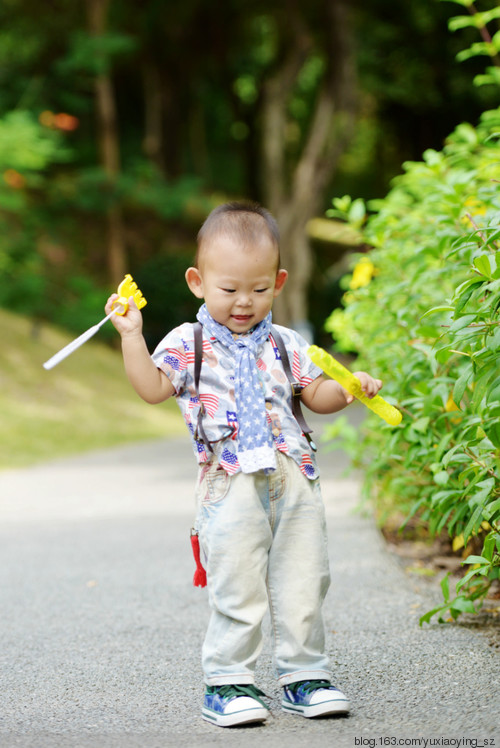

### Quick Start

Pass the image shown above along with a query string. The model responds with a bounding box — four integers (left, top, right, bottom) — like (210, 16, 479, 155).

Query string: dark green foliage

(134, 254, 200, 350)
(1, 0, 498, 346)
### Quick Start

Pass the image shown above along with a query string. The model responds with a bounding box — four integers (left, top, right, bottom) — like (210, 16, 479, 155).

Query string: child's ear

(185, 267, 204, 298)
(273, 269, 288, 297)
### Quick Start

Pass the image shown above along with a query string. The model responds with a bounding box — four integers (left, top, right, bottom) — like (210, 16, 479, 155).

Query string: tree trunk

(86, 0, 126, 285)
(261, 0, 357, 333)
(143, 61, 165, 173)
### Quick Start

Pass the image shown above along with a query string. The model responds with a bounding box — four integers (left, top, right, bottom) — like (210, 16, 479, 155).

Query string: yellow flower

(452, 522, 491, 553)
(350, 257, 375, 289)
(461, 196, 487, 226)
(445, 392, 462, 424)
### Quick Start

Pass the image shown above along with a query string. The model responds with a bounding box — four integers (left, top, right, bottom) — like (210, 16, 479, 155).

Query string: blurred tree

(0, 0, 497, 332)
(115, 0, 357, 327)
(259, 0, 356, 329)
(86, 0, 127, 284)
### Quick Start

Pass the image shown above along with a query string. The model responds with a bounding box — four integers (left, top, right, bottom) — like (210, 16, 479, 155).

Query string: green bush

(326, 107, 500, 622)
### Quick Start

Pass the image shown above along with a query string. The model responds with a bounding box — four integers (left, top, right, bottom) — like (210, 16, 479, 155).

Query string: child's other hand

(105, 294, 143, 337)
(343, 372, 383, 405)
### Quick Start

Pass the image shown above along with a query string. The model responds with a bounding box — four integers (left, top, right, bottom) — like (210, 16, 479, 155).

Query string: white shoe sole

(282, 697, 350, 718)
(202, 705, 269, 728)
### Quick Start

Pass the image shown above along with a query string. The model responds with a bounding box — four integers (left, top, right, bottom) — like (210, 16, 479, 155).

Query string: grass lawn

(0, 308, 185, 469)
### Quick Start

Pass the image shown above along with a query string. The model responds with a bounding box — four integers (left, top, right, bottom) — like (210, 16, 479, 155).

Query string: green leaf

(449, 314, 478, 333)
(474, 255, 494, 278)
(457, 42, 498, 62)
(486, 327, 500, 352)
(412, 416, 430, 434)
(471, 478, 496, 504)
(463, 505, 484, 544)
(434, 470, 450, 486)
(484, 422, 500, 448)
(492, 30, 500, 53)
(462, 555, 490, 565)
(419, 604, 448, 627)
(456, 571, 475, 592)
(474, 68, 500, 87)
(453, 280, 483, 314)
(450, 596, 476, 614)
(421, 306, 454, 319)
(480, 7, 500, 25)
(453, 363, 473, 405)
(472, 368, 497, 409)
(441, 572, 451, 602)
(483, 498, 500, 521)
(348, 198, 366, 226)
(483, 534, 496, 562)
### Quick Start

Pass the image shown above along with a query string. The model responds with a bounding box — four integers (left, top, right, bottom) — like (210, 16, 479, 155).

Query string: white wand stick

(43, 274, 147, 371)
(42, 307, 121, 370)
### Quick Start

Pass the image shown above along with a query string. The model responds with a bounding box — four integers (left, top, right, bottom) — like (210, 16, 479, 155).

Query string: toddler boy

(105, 202, 382, 727)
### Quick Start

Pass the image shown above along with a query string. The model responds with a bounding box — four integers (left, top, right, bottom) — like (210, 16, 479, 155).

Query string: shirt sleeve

(151, 324, 192, 395)
(275, 325, 323, 386)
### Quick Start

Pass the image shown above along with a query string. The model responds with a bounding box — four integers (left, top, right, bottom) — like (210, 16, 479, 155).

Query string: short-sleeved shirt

(151, 322, 323, 480)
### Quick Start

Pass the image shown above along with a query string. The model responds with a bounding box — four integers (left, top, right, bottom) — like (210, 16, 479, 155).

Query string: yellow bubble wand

(43, 274, 147, 370)
(308, 345, 402, 426)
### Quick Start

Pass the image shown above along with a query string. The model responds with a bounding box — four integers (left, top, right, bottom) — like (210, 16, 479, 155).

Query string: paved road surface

(0, 410, 498, 747)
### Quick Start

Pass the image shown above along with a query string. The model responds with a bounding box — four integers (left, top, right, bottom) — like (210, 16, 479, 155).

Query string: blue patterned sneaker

(202, 684, 270, 727)
(282, 679, 350, 718)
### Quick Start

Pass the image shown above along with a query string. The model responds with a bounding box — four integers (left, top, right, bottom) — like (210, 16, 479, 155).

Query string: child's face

(185, 234, 287, 334)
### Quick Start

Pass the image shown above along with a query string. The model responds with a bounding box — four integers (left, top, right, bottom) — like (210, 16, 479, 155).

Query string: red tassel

(190, 531, 207, 588)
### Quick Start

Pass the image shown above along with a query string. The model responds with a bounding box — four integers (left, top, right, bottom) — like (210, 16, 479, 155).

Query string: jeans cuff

(278, 669, 331, 687)
(204, 674, 255, 686)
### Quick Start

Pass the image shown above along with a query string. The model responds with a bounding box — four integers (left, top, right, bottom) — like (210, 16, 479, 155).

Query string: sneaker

(202, 684, 270, 727)
(282, 679, 350, 718)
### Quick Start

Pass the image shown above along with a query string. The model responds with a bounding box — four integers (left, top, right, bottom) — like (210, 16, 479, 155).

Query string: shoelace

(288, 679, 333, 694)
(208, 684, 269, 709)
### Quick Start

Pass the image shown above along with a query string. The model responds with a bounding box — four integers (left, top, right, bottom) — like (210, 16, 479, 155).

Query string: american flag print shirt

(151, 322, 323, 480)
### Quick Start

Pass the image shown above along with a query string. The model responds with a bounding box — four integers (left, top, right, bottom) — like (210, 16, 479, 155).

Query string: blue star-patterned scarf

(196, 304, 276, 473)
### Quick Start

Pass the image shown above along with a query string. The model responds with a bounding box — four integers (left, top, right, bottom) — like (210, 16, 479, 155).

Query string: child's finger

(363, 377, 383, 398)
(353, 373, 383, 399)
(104, 293, 119, 314)
(339, 386, 354, 405)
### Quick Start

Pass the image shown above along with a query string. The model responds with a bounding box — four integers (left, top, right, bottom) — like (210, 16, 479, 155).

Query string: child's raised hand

(343, 372, 383, 405)
(105, 294, 143, 337)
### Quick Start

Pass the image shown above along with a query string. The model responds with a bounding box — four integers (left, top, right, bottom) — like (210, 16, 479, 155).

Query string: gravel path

(0, 410, 498, 748)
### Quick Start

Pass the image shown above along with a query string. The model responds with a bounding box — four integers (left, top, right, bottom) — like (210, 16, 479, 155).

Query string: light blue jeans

(195, 451, 331, 687)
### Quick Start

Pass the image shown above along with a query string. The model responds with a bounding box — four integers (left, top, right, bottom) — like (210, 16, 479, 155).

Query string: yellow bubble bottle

(308, 345, 402, 426)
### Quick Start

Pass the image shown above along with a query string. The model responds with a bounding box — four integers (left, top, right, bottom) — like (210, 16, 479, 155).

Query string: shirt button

(272, 427, 280, 437)
(265, 402, 273, 410)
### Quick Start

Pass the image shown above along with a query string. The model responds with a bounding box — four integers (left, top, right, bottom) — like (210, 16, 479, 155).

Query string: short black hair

(195, 201, 280, 267)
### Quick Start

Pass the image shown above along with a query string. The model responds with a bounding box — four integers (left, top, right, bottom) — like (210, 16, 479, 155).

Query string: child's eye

(221, 288, 236, 293)
(255, 288, 269, 294)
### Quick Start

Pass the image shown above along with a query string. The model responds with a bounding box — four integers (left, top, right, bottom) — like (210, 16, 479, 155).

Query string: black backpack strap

(271, 325, 316, 452)
(193, 321, 214, 454)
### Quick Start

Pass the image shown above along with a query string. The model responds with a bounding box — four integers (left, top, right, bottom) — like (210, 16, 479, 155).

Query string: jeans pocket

(204, 462, 230, 505)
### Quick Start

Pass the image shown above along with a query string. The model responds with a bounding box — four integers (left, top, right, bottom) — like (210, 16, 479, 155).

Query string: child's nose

(236, 293, 252, 306)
